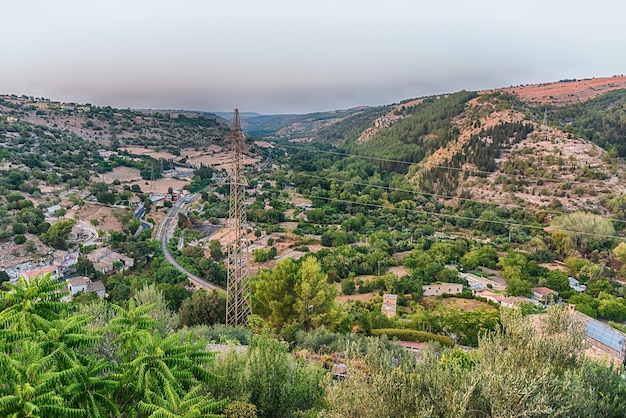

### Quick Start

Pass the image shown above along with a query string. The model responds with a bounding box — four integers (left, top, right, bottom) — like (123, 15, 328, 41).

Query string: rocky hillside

(0, 95, 231, 155)
(415, 93, 626, 214)
(302, 76, 626, 216)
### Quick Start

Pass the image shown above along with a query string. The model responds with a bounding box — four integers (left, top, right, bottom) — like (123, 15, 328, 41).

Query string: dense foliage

(551, 89, 626, 157)
(343, 91, 477, 172)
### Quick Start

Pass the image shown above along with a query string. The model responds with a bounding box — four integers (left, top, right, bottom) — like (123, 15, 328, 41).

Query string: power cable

(296, 193, 626, 242)
(295, 173, 626, 225)
(274, 143, 620, 187)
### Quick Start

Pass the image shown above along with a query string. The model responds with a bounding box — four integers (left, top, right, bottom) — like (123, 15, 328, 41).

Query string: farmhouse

(20, 265, 60, 281)
(86, 248, 134, 274)
(67, 276, 107, 300)
(381, 294, 398, 318)
(531, 287, 558, 304)
(423, 283, 463, 297)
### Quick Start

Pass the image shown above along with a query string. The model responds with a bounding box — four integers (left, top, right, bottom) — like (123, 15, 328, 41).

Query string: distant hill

(213, 111, 261, 121)
(3, 75, 626, 215)
(277, 76, 626, 215)
(236, 107, 374, 138)
(0, 95, 231, 154)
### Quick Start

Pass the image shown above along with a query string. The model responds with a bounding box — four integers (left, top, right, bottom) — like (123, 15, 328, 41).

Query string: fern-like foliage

(0, 270, 230, 418)
(117, 331, 219, 415)
(0, 273, 68, 338)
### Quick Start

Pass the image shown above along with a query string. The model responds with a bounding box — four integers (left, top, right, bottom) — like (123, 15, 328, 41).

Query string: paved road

(155, 194, 223, 292)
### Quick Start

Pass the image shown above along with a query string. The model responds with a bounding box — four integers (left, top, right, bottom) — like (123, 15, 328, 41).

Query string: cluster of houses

(14, 247, 134, 301)
(18, 264, 106, 302)
(380, 275, 626, 364)
(147, 189, 189, 207)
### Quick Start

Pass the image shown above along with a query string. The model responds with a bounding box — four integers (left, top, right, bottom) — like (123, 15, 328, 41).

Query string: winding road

(154, 194, 223, 292)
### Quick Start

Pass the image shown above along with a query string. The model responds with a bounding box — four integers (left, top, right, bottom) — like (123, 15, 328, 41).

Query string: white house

(67, 276, 106, 300)
(531, 287, 558, 304)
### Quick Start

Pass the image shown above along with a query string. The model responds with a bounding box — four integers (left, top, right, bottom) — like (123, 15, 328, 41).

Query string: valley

(2, 76, 626, 417)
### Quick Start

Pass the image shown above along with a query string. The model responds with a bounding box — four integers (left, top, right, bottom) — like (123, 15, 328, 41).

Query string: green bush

(341, 278, 356, 295)
(224, 401, 258, 418)
(372, 328, 454, 347)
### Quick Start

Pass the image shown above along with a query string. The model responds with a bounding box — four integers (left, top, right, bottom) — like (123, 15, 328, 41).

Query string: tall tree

(251, 257, 337, 331)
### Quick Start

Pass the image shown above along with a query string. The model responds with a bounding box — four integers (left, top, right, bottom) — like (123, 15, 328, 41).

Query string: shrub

(341, 278, 356, 295)
(371, 328, 454, 347)
(224, 401, 258, 418)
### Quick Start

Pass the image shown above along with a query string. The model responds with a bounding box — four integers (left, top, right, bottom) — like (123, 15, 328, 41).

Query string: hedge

(371, 328, 454, 347)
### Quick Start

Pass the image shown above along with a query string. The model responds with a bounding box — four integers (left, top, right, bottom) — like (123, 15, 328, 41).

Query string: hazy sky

(2, 0, 625, 114)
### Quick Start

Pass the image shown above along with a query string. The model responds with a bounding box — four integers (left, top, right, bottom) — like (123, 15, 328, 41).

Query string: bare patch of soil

(441, 297, 497, 311)
(121, 147, 180, 161)
(94, 166, 142, 183)
(388, 266, 409, 277)
(77, 204, 127, 232)
(336, 291, 379, 304)
(501, 75, 626, 106)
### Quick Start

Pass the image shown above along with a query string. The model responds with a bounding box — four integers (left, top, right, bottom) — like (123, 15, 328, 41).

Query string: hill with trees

(3, 76, 626, 416)
(0, 95, 230, 153)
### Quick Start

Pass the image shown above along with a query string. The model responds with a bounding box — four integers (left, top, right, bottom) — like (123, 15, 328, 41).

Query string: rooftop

(21, 265, 58, 278)
(532, 287, 558, 296)
(68, 276, 91, 287)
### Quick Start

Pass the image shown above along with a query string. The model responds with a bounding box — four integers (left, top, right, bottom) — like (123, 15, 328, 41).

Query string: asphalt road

(155, 194, 223, 291)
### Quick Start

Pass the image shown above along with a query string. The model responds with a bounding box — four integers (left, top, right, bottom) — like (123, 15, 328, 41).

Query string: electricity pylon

(226, 109, 251, 326)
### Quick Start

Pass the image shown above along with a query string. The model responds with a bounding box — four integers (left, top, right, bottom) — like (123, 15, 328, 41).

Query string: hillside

(241, 107, 374, 138)
(0, 95, 231, 154)
(288, 77, 626, 216)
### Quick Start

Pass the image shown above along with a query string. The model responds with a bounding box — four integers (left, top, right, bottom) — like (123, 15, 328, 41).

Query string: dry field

(94, 166, 142, 183)
(186, 152, 260, 168)
(253, 140, 275, 148)
(501, 75, 626, 106)
(336, 290, 379, 304)
(76, 204, 126, 232)
(144, 178, 190, 194)
(441, 297, 497, 311)
(121, 147, 180, 161)
(181, 145, 222, 158)
(388, 265, 409, 278)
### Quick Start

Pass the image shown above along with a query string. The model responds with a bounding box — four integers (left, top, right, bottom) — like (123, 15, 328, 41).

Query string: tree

(178, 289, 225, 327)
(0, 243, 231, 418)
(550, 212, 615, 255)
(251, 257, 337, 331)
(134, 284, 179, 333)
(294, 257, 338, 331)
(597, 292, 626, 321)
(504, 267, 532, 297)
(439, 307, 501, 346)
(0, 273, 67, 334)
(341, 278, 356, 295)
(40, 219, 74, 249)
(545, 270, 571, 295)
(326, 306, 626, 417)
(253, 249, 269, 262)
(0, 270, 9, 287)
(75, 256, 97, 278)
(613, 242, 626, 276)
(209, 239, 224, 261)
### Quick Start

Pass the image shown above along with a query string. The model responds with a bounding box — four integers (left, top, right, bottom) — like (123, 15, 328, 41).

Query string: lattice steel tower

(226, 109, 251, 326)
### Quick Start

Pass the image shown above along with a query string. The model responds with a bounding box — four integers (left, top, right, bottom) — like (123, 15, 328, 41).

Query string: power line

(298, 192, 626, 241)
(295, 173, 626, 225)
(276, 143, 619, 187)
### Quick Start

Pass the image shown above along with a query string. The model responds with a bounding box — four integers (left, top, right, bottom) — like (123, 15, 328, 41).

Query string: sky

(2, 0, 626, 114)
